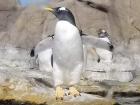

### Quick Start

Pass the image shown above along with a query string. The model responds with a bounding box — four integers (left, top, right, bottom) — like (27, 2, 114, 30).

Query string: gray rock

(0, 0, 140, 104)
(0, 0, 17, 10)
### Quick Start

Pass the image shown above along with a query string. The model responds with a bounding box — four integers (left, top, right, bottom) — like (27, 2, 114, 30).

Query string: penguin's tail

(30, 47, 35, 57)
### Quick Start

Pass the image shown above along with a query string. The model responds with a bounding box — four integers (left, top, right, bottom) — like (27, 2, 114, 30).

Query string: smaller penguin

(30, 35, 53, 72)
(95, 29, 114, 63)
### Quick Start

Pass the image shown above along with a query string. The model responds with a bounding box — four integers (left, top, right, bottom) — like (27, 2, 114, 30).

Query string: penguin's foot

(68, 87, 80, 97)
(55, 86, 64, 100)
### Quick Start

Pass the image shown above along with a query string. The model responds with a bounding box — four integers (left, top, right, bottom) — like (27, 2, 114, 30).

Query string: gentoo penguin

(33, 7, 112, 100)
(30, 35, 53, 72)
(95, 29, 114, 63)
(45, 7, 84, 100)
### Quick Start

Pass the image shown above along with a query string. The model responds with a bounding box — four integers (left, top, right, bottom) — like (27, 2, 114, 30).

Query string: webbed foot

(55, 86, 64, 100)
(68, 87, 80, 97)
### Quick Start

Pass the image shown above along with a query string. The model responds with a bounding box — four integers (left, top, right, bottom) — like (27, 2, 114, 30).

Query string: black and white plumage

(31, 7, 113, 99)
(96, 29, 114, 63)
(30, 34, 54, 72)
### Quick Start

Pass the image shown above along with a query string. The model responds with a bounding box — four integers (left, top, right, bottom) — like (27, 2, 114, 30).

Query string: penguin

(45, 7, 84, 100)
(30, 36, 53, 72)
(95, 29, 114, 63)
(32, 7, 112, 100)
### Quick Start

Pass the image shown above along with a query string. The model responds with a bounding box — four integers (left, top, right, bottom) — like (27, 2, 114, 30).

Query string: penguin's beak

(44, 7, 54, 12)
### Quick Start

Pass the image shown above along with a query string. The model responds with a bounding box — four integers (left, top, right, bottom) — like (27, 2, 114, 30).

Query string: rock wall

(0, 0, 17, 10)
(0, 0, 140, 104)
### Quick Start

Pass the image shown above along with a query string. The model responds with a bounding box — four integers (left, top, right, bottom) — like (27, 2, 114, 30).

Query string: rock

(115, 97, 140, 105)
(0, 100, 46, 105)
(0, 47, 31, 70)
(0, 9, 20, 32)
(85, 51, 135, 82)
(0, 0, 140, 104)
(9, 6, 47, 49)
(0, 69, 117, 104)
(0, 0, 18, 11)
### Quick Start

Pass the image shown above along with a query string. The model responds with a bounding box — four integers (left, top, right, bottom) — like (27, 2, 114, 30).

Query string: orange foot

(55, 86, 64, 100)
(68, 87, 80, 97)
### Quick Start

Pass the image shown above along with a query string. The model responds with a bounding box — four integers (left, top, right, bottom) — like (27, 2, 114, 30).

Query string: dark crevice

(113, 103, 121, 105)
(85, 91, 107, 97)
(77, 0, 109, 13)
(133, 25, 140, 32)
(86, 70, 106, 73)
(34, 78, 53, 88)
(113, 92, 140, 97)
(0, 99, 47, 105)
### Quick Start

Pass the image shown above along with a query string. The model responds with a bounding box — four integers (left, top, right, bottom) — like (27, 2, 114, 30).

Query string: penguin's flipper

(109, 44, 114, 51)
(34, 37, 53, 56)
(82, 35, 112, 51)
(97, 57, 100, 63)
(30, 47, 35, 57)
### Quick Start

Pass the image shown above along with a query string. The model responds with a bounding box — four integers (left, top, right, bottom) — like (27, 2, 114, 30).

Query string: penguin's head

(98, 29, 114, 50)
(44, 7, 76, 26)
(97, 29, 109, 38)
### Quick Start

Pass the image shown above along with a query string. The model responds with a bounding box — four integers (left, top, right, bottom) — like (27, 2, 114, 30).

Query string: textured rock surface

(0, 0, 140, 104)
(9, 6, 48, 48)
(0, 0, 17, 11)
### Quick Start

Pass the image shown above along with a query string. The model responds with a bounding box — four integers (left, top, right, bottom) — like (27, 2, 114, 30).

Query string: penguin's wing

(34, 37, 53, 56)
(82, 35, 113, 51)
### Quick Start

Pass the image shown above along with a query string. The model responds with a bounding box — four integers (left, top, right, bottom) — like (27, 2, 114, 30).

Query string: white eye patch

(59, 7, 66, 11)
(101, 29, 106, 33)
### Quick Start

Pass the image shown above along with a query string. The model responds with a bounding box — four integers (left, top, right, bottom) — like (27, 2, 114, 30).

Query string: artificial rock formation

(0, 0, 140, 104)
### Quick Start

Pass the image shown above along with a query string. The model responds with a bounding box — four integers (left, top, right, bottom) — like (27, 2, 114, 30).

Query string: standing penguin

(30, 36, 53, 72)
(96, 29, 114, 63)
(45, 7, 84, 99)
(33, 7, 112, 100)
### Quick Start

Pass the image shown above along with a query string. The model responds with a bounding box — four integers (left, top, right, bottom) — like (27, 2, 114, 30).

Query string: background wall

(0, 1, 139, 104)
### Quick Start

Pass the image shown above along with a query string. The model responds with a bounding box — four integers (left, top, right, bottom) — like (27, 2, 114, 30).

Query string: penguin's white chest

(55, 21, 79, 40)
(96, 38, 113, 62)
(53, 20, 83, 69)
(100, 37, 110, 43)
(53, 20, 83, 86)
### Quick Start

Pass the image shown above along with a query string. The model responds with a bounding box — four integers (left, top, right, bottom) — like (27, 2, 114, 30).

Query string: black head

(45, 7, 76, 26)
(97, 29, 109, 38)
(98, 29, 114, 51)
